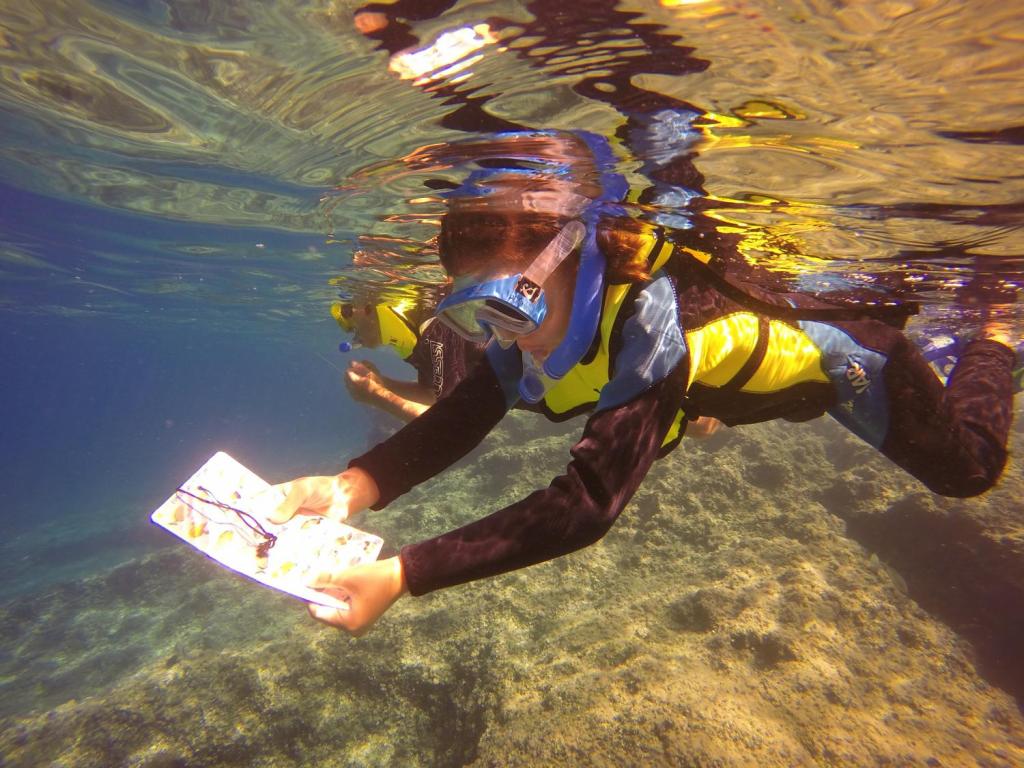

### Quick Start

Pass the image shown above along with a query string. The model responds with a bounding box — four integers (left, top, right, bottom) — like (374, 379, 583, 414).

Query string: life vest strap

(721, 316, 770, 391)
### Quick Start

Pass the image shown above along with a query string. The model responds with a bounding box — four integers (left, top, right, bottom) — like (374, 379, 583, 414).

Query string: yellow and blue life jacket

(376, 303, 420, 360)
(486, 229, 897, 452)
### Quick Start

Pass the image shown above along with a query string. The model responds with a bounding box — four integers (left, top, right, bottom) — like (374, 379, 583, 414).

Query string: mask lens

(478, 300, 537, 339)
(438, 299, 489, 341)
(437, 275, 545, 343)
(490, 325, 519, 348)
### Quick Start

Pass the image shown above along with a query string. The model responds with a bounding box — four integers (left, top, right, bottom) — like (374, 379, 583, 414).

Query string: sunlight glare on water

(0, 0, 1021, 332)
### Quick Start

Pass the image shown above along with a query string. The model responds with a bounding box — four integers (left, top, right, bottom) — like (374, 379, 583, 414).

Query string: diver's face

(487, 258, 574, 362)
(352, 307, 382, 347)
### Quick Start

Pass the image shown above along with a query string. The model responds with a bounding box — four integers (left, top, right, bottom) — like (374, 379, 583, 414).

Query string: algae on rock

(2, 412, 1023, 766)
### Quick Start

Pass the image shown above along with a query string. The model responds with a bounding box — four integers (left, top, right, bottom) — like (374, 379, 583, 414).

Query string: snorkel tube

(519, 130, 629, 403)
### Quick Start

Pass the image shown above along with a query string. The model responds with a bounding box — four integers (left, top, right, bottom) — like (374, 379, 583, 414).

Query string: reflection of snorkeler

(351, 0, 1024, 321)
(273, 132, 1020, 634)
(347, 0, 800, 300)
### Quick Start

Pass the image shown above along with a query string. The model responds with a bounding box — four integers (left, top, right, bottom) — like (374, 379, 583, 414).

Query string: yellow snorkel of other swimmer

(332, 300, 420, 360)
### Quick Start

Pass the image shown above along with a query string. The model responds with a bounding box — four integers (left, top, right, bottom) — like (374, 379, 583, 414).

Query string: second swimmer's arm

(345, 361, 435, 421)
(365, 380, 434, 422)
(376, 376, 437, 406)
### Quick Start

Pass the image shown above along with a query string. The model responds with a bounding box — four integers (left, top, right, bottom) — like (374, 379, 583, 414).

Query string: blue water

(0, 154, 407, 598)
(0, 178, 405, 597)
(0, 310, 405, 594)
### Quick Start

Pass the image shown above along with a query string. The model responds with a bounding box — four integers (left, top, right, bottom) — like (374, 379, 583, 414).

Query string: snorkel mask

(435, 130, 628, 403)
(436, 219, 586, 347)
(331, 301, 358, 332)
(332, 301, 419, 359)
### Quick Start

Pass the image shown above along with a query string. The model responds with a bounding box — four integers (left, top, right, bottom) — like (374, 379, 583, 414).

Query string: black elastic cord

(175, 487, 278, 557)
(723, 316, 770, 392)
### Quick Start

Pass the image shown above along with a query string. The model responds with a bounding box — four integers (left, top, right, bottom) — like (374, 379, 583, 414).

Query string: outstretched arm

(346, 360, 435, 422)
(397, 364, 687, 595)
(269, 355, 508, 525)
(349, 355, 511, 507)
(308, 364, 685, 633)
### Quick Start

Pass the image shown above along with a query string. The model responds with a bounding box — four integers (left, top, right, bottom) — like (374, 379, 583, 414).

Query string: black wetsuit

(405, 318, 484, 400)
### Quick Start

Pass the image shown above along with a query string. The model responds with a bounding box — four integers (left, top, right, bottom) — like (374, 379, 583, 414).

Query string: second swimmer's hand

(345, 360, 390, 405)
(266, 468, 380, 525)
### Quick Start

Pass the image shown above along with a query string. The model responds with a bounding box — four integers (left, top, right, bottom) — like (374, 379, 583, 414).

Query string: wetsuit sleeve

(403, 336, 433, 391)
(398, 363, 687, 595)
(347, 356, 509, 509)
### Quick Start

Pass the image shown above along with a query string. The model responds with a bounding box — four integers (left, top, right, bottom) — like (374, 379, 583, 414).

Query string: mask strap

(520, 220, 586, 287)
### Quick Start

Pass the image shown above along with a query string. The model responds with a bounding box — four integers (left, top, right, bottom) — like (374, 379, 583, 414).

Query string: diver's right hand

(266, 468, 381, 525)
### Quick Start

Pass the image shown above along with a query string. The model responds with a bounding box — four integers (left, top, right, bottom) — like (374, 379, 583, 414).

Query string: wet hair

(433, 129, 651, 283)
(438, 209, 651, 284)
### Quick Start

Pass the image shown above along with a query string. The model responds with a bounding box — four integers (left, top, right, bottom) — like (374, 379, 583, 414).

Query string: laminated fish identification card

(151, 452, 383, 609)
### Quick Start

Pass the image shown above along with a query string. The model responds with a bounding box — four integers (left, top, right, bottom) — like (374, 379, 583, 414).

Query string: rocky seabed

(2, 411, 1023, 767)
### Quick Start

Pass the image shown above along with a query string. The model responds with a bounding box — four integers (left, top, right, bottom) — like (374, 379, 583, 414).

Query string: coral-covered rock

(1, 413, 1022, 766)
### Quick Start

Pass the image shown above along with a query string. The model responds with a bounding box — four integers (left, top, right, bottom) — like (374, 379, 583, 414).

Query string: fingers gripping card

(151, 452, 383, 609)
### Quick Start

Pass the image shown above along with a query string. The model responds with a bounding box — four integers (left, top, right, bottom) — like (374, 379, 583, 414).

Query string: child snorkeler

(332, 298, 484, 422)
(272, 132, 1020, 635)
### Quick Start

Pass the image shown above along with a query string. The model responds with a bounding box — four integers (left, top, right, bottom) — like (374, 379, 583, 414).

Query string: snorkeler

(332, 299, 484, 422)
(274, 131, 1019, 634)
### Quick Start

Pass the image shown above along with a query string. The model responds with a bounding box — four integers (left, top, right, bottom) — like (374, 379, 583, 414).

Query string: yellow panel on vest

(743, 319, 829, 393)
(685, 313, 761, 388)
(541, 235, 681, 428)
(543, 363, 606, 414)
(661, 408, 684, 448)
(542, 282, 632, 414)
(376, 304, 418, 360)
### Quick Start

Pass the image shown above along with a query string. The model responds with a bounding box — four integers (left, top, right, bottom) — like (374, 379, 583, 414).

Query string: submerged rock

(1, 412, 1022, 766)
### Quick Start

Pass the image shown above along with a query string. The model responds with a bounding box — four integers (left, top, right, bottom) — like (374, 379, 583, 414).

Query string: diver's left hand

(307, 556, 408, 635)
(687, 416, 723, 440)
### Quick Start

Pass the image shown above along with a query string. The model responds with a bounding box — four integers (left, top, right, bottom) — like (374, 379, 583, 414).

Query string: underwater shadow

(828, 489, 1024, 708)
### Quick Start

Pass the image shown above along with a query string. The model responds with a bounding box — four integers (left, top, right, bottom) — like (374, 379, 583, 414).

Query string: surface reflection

(0, 0, 1019, 332)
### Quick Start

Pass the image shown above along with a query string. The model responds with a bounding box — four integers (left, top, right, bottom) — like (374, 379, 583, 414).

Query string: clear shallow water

(1, 0, 1023, 763)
